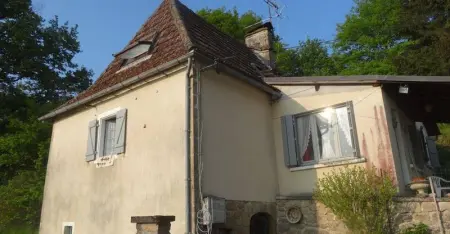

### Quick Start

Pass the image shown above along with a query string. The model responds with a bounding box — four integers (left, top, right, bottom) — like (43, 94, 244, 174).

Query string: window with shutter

(94, 108, 128, 159)
(281, 102, 360, 168)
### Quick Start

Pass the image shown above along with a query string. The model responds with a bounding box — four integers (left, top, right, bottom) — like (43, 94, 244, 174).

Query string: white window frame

(62, 222, 74, 234)
(291, 102, 360, 167)
(97, 107, 123, 158)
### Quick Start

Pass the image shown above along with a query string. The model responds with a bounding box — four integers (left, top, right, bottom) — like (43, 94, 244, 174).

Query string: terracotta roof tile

(64, 0, 271, 106)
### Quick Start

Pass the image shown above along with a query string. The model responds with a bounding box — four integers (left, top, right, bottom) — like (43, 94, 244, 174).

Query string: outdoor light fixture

(114, 41, 154, 60)
(398, 84, 409, 94)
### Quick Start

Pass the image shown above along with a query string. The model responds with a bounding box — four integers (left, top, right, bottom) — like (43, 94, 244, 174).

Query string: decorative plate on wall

(285, 206, 302, 224)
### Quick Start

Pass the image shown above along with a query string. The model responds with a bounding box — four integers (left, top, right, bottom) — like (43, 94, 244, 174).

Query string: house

(38, 0, 450, 233)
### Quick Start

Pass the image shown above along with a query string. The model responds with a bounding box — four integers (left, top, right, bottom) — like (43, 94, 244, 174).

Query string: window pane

(103, 118, 116, 156)
(316, 108, 339, 159)
(296, 116, 313, 162)
(64, 226, 73, 234)
(335, 106, 354, 158)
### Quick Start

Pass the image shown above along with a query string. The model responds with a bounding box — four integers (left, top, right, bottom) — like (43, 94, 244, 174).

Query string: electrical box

(202, 196, 226, 225)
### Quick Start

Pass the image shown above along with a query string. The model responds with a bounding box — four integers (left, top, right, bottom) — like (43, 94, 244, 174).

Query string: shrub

(400, 223, 430, 234)
(313, 166, 397, 234)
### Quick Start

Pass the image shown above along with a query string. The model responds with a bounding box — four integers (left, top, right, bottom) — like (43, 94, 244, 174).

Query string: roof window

(115, 41, 154, 60)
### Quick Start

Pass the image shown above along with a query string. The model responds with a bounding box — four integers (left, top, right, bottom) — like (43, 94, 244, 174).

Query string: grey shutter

(426, 137, 440, 168)
(86, 119, 98, 161)
(281, 115, 298, 167)
(114, 109, 127, 154)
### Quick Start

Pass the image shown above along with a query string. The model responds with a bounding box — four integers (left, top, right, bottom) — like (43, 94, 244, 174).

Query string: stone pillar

(131, 215, 175, 234)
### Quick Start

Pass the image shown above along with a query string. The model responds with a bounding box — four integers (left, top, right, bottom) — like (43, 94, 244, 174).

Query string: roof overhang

(265, 75, 450, 85)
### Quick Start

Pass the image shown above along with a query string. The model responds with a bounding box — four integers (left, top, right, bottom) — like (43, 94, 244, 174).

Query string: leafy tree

(333, 0, 405, 75)
(197, 7, 261, 41)
(393, 0, 450, 75)
(0, 0, 92, 230)
(277, 39, 337, 76)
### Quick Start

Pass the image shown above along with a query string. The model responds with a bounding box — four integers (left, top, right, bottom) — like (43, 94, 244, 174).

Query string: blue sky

(33, 0, 354, 79)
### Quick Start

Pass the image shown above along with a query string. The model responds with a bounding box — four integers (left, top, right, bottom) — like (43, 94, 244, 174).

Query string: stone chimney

(245, 22, 275, 69)
(131, 215, 175, 234)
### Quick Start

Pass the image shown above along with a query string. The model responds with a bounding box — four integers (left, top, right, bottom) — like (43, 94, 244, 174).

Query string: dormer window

(116, 41, 154, 60)
(114, 40, 155, 70)
(114, 33, 159, 72)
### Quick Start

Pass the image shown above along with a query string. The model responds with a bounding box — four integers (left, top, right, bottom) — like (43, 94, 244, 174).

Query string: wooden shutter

(86, 119, 98, 161)
(114, 109, 127, 154)
(281, 115, 298, 167)
(426, 137, 441, 168)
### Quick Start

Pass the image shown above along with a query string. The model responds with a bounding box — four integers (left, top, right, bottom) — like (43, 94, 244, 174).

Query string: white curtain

(296, 116, 311, 159)
(336, 107, 354, 157)
(317, 111, 338, 159)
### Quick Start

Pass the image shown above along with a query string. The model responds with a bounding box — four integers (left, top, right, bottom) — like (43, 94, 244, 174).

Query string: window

(281, 102, 359, 168)
(102, 117, 117, 156)
(63, 226, 73, 234)
(62, 222, 74, 234)
(85, 108, 127, 162)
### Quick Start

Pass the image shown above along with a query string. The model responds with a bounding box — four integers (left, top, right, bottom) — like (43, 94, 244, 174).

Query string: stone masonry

(131, 215, 175, 234)
(277, 197, 450, 234)
(277, 199, 348, 234)
(225, 200, 277, 234)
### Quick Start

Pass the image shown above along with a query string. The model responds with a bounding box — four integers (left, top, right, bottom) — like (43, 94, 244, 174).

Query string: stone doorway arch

(250, 212, 274, 234)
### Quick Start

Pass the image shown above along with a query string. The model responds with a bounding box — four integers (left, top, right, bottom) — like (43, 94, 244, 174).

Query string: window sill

(289, 157, 366, 172)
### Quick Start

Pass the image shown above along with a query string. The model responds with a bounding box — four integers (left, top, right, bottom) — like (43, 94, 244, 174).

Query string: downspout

(185, 56, 193, 234)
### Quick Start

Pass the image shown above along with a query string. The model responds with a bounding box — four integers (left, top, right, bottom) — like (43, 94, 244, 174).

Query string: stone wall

(225, 200, 276, 234)
(276, 197, 450, 234)
(277, 199, 348, 234)
(394, 197, 450, 233)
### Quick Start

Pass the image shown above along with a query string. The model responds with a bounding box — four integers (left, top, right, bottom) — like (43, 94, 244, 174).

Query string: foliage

(0, 226, 39, 234)
(197, 7, 261, 41)
(277, 38, 337, 76)
(333, 0, 405, 75)
(0, 0, 92, 229)
(400, 223, 430, 234)
(394, 0, 450, 76)
(313, 166, 397, 234)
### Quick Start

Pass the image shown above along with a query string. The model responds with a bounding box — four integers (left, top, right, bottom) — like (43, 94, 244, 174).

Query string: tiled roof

(65, 0, 271, 106)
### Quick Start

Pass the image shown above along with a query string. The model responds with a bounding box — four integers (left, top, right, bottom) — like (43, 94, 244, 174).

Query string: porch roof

(264, 75, 450, 85)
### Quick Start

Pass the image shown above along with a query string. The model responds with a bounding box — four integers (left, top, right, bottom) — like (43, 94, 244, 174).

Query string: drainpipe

(185, 56, 193, 234)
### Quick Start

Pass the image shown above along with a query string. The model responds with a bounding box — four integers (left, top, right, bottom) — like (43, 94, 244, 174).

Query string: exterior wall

(272, 85, 397, 195)
(39, 68, 188, 234)
(200, 70, 278, 202)
(277, 198, 450, 234)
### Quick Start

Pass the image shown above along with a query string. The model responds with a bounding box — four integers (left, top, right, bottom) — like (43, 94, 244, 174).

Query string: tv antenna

(263, 0, 284, 22)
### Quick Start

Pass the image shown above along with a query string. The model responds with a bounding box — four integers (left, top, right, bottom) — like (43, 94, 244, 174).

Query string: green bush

(313, 166, 397, 234)
(0, 226, 38, 234)
(400, 223, 430, 234)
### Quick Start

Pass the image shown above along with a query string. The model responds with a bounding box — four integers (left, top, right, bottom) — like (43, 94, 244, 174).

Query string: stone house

(39, 0, 450, 233)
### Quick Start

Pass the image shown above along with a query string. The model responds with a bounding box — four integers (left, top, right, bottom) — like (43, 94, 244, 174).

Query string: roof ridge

(169, 0, 194, 51)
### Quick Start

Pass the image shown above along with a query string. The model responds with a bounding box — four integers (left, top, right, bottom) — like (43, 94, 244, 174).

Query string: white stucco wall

(40, 67, 188, 234)
(200, 71, 278, 202)
(272, 85, 398, 195)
